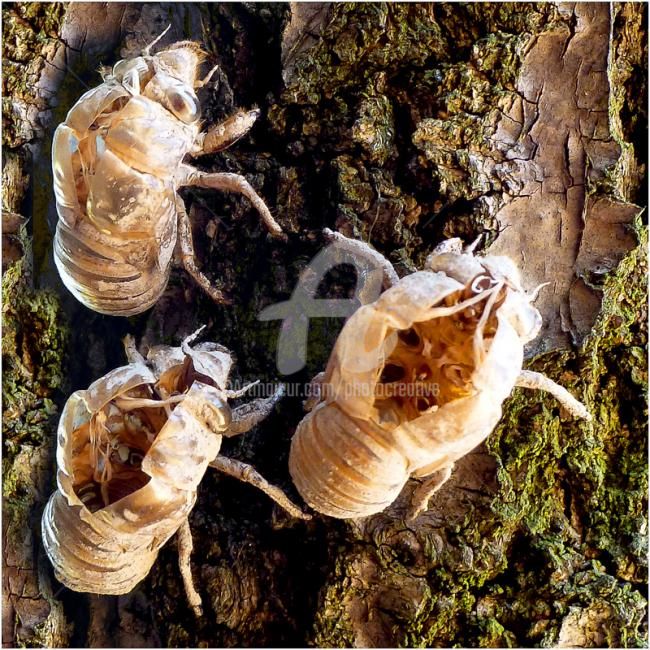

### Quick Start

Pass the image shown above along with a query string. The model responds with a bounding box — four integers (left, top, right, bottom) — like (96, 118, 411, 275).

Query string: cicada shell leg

(122, 334, 146, 364)
(515, 370, 591, 421)
(224, 384, 285, 436)
(141, 24, 171, 56)
(406, 465, 454, 523)
(177, 518, 202, 617)
(303, 372, 326, 412)
(193, 109, 260, 154)
(175, 196, 232, 305)
(209, 456, 310, 520)
(177, 164, 283, 237)
(195, 63, 220, 89)
(322, 228, 400, 288)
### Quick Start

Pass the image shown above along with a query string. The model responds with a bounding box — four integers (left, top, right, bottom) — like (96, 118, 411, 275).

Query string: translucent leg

(210, 455, 310, 520)
(407, 465, 453, 523)
(195, 63, 220, 89)
(178, 164, 283, 237)
(224, 385, 286, 436)
(142, 24, 171, 56)
(515, 370, 591, 420)
(176, 197, 231, 305)
(193, 109, 260, 154)
(177, 518, 202, 617)
(303, 371, 326, 412)
(322, 228, 399, 288)
(122, 334, 146, 364)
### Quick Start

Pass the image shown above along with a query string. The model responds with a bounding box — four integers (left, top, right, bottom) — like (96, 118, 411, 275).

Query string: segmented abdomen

(53, 218, 173, 316)
(41, 488, 191, 594)
(289, 403, 408, 518)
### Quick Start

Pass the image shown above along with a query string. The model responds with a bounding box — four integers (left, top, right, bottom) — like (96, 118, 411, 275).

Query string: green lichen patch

(2, 248, 68, 463)
(268, 3, 562, 271)
(2, 241, 70, 647)
(3, 444, 72, 648)
(608, 2, 648, 205)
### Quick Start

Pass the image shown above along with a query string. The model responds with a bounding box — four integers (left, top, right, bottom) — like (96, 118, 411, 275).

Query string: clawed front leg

(178, 164, 283, 237)
(177, 518, 203, 617)
(176, 196, 232, 305)
(195, 63, 220, 90)
(407, 465, 454, 523)
(515, 370, 591, 421)
(192, 109, 261, 154)
(303, 372, 326, 412)
(210, 455, 311, 520)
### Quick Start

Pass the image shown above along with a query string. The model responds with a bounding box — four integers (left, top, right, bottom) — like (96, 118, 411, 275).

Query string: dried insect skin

(52, 38, 282, 316)
(41, 331, 301, 605)
(289, 234, 591, 519)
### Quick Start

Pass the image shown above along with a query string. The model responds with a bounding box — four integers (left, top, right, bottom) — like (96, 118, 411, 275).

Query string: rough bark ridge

(2, 2, 647, 647)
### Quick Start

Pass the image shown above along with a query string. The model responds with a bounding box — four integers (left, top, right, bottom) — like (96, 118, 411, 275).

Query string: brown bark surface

(2, 3, 647, 648)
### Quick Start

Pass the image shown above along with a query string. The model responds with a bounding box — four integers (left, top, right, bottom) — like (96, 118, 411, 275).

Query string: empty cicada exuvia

(52, 28, 283, 316)
(41, 327, 307, 616)
(289, 231, 591, 520)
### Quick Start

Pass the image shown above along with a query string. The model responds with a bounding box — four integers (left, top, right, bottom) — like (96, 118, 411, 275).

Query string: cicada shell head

(156, 42, 206, 88)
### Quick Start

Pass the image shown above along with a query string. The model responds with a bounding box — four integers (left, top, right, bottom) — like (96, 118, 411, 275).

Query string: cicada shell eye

(164, 86, 200, 124)
(481, 256, 525, 291)
(144, 71, 201, 124)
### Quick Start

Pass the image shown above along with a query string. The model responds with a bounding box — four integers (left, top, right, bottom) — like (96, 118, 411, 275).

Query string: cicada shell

(41, 332, 276, 596)
(53, 35, 282, 316)
(289, 236, 591, 519)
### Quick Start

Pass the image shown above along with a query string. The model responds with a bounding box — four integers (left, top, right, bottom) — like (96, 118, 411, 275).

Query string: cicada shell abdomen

(42, 342, 231, 594)
(290, 403, 409, 518)
(52, 50, 200, 316)
(290, 246, 549, 519)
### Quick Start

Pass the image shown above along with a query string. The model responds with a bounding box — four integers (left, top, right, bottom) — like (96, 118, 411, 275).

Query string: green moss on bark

(268, 3, 565, 267)
(2, 233, 69, 646)
(2, 244, 68, 461)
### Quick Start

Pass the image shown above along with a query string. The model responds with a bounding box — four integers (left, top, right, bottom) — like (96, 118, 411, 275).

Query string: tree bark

(2, 2, 647, 647)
